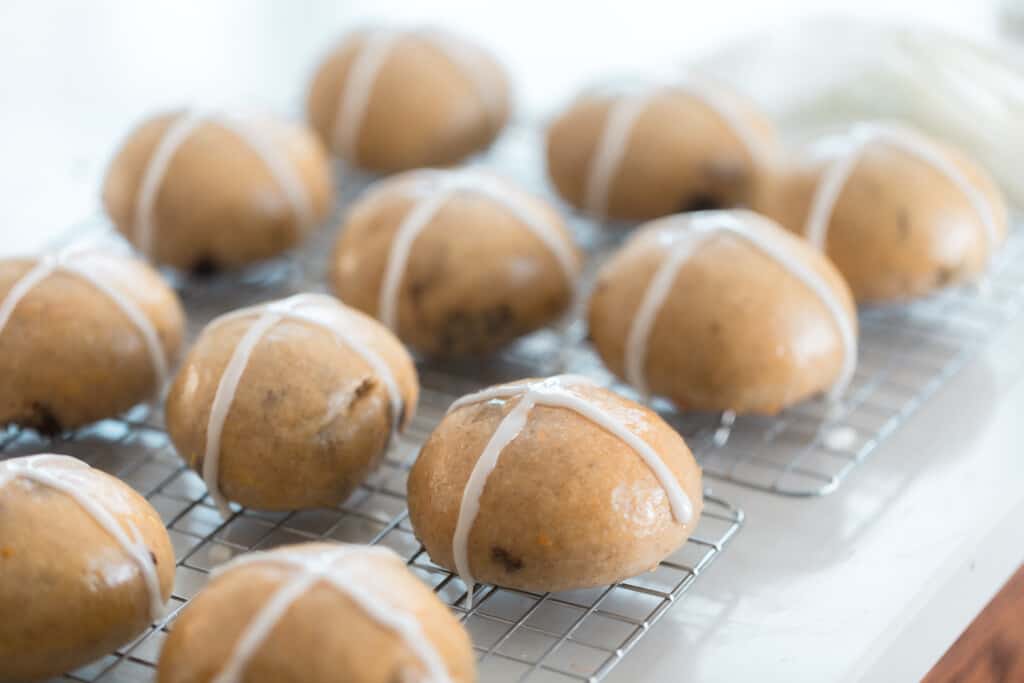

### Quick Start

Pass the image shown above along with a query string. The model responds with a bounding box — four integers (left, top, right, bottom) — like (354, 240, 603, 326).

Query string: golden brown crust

(759, 133, 1009, 303)
(546, 87, 779, 220)
(330, 173, 580, 357)
(407, 380, 703, 593)
(157, 543, 476, 683)
(165, 300, 419, 510)
(102, 111, 335, 271)
(0, 458, 174, 682)
(0, 254, 185, 431)
(306, 30, 510, 172)
(587, 212, 856, 415)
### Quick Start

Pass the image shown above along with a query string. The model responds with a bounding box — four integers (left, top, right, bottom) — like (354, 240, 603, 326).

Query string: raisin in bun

(546, 81, 779, 221)
(158, 543, 475, 683)
(0, 243, 185, 432)
(759, 122, 1008, 303)
(307, 27, 510, 172)
(103, 109, 334, 272)
(330, 168, 581, 357)
(588, 210, 858, 415)
(407, 375, 702, 595)
(0, 454, 174, 682)
(165, 293, 418, 515)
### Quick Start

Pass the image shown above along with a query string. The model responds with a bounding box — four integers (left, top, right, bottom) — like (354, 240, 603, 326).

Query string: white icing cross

(582, 80, 765, 218)
(446, 374, 694, 606)
(623, 211, 858, 401)
(0, 454, 165, 620)
(803, 122, 997, 253)
(201, 293, 406, 518)
(208, 545, 452, 683)
(375, 169, 578, 332)
(332, 28, 504, 163)
(133, 109, 314, 257)
(0, 243, 169, 386)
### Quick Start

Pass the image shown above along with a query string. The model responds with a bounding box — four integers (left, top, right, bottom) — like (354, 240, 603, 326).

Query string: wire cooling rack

(1, 397, 742, 683)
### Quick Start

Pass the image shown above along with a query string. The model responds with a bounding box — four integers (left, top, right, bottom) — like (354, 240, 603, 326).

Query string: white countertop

(2, 2, 1022, 681)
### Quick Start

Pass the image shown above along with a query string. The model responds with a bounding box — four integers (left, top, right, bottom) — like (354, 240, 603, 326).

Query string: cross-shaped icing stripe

(622, 211, 858, 401)
(372, 168, 578, 332)
(803, 123, 997, 254)
(207, 545, 452, 683)
(133, 109, 314, 257)
(0, 243, 169, 387)
(582, 80, 765, 218)
(331, 28, 504, 163)
(0, 454, 165, 620)
(444, 374, 694, 606)
(199, 293, 405, 518)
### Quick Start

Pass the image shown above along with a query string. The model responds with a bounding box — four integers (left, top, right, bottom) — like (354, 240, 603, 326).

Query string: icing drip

(209, 545, 451, 683)
(201, 293, 405, 517)
(582, 81, 764, 218)
(447, 375, 694, 605)
(0, 454, 165, 620)
(133, 109, 313, 258)
(712, 410, 737, 447)
(377, 169, 578, 332)
(331, 28, 502, 163)
(623, 211, 858, 400)
(804, 123, 997, 252)
(0, 243, 168, 386)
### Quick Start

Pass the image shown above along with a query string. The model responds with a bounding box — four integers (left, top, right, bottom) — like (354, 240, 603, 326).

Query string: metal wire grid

(1, 394, 742, 683)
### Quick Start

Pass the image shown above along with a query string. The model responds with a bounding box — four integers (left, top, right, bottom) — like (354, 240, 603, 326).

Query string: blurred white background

(0, 1, 1009, 253)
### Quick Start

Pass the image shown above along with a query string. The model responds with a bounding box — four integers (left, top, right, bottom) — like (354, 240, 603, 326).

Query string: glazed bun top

(801, 122, 1005, 255)
(0, 241, 183, 387)
(103, 108, 334, 270)
(331, 168, 581, 356)
(588, 210, 858, 414)
(547, 79, 778, 221)
(0, 454, 169, 620)
(425, 374, 698, 598)
(352, 168, 578, 328)
(161, 542, 475, 683)
(623, 210, 854, 398)
(762, 122, 1008, 302)
(183, 292, 418, 516)
(307, 27, 510, 172)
